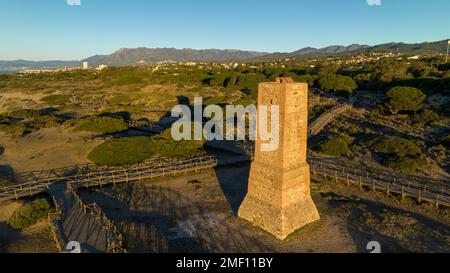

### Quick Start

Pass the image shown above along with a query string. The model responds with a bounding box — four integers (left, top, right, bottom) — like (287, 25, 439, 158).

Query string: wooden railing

(0, 155, 218, 203)
(207, 140, 450, 209)
(309, 104, 353, 136)
(309, 160, 450, 208)
(68, 183, 126, 253)
(48, 196, 64, 252)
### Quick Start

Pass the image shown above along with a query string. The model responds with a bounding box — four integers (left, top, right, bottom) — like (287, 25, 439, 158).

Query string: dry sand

(0, 127, 101, 174)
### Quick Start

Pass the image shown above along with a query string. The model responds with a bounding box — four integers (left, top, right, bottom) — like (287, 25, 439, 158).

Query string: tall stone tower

(238, 77, 320, 240)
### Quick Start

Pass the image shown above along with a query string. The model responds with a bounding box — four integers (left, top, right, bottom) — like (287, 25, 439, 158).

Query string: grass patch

(40, 95, 71, 106)
(8, 197, 53, 230)
(88, 130, 204, 165)
(74, 116, 128, 134)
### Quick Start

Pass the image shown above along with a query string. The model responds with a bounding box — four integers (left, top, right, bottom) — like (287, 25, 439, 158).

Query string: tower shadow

(214, 163, 250, 216)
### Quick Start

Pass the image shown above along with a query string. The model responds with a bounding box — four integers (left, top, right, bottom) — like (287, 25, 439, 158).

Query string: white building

(82, 62, 89, 69)
(97, 64, 108, 71)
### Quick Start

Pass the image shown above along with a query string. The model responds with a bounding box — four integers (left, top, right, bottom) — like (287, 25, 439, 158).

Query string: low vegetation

(317, 74, 357, 96)
(74, 116, 128, 134)
(317, 134, 353, 156)
(88, 129, 204, 165)
(370, 136, 425, 173)
(384, 86, 426, 114)
(8, 197, 53, 230)
(40, 94, 71, 106)
(371, 136, 421, 157)
(0, 110, 65, 137)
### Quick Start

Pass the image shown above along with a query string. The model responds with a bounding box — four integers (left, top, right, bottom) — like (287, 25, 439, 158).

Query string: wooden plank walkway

(310, 160, 450, 208)
(206, 140, 450, 209)
(0, 155, 217, 253)
(309, 104, 353, 136)
(0, 156, 217, 203)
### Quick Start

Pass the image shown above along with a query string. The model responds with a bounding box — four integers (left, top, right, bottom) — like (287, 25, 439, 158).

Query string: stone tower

(238, 77, 320, 240)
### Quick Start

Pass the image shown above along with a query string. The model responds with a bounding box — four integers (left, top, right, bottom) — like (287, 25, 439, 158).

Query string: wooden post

(436, 194, 440, 209)
(346, 174, 350, 187)
(418, 190, 422, 204)
(387, 183, 390, 196)
(334, 170, 337, 184)
(401, 186, 405, 200)
(359, 176, 363, 190)
(372, 181, 376, 191)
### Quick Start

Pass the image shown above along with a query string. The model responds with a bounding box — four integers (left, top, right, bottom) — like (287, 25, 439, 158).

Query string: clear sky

(0, 0, 449, 61)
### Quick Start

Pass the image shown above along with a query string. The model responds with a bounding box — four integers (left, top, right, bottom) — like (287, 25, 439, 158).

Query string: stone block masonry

(238, 77, 320, 240)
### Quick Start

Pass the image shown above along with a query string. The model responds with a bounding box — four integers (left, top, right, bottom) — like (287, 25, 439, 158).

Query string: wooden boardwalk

(309, 104, 353, 136)
(310, 159, 450, 208)
(206, 140, 450, 208)
(0, 156, 217, 203)
(0, 155, 217, 253)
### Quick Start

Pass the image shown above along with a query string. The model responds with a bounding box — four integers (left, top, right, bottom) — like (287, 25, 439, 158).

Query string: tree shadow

(0, 165, 14, 182)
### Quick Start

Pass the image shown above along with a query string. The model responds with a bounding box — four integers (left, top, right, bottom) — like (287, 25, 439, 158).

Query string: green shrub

(371, 136, 421, 157)
(385, 156, 425, 173)
(318, 74, 357, 95)
(75, 116, 128, 134)
(0, 122, 29, 137)
(412, 109, 440, 125)
(384, 86, 426, 114)
(88, 130, 204, 165)
(10, 109, 41, 119)
(41, 95, 71, 106)
(317, 135, 352, 156)
(347, 126, 362, 136)
(25, 115, 64, 130)
(8, 198, 52, 230)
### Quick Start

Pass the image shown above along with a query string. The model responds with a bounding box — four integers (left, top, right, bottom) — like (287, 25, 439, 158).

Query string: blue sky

(0, 0, 449, 60)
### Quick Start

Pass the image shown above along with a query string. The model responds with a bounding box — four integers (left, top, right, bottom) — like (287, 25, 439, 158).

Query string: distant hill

(84, 48, 269, 67)
(370, 40, 449, 53)
(1, 39, 448, 71)
(250, 44, 371, 61)
(250, 39, 449, 61)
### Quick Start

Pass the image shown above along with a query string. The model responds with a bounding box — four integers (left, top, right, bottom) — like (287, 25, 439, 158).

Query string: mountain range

(1, 39, 448, 71)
